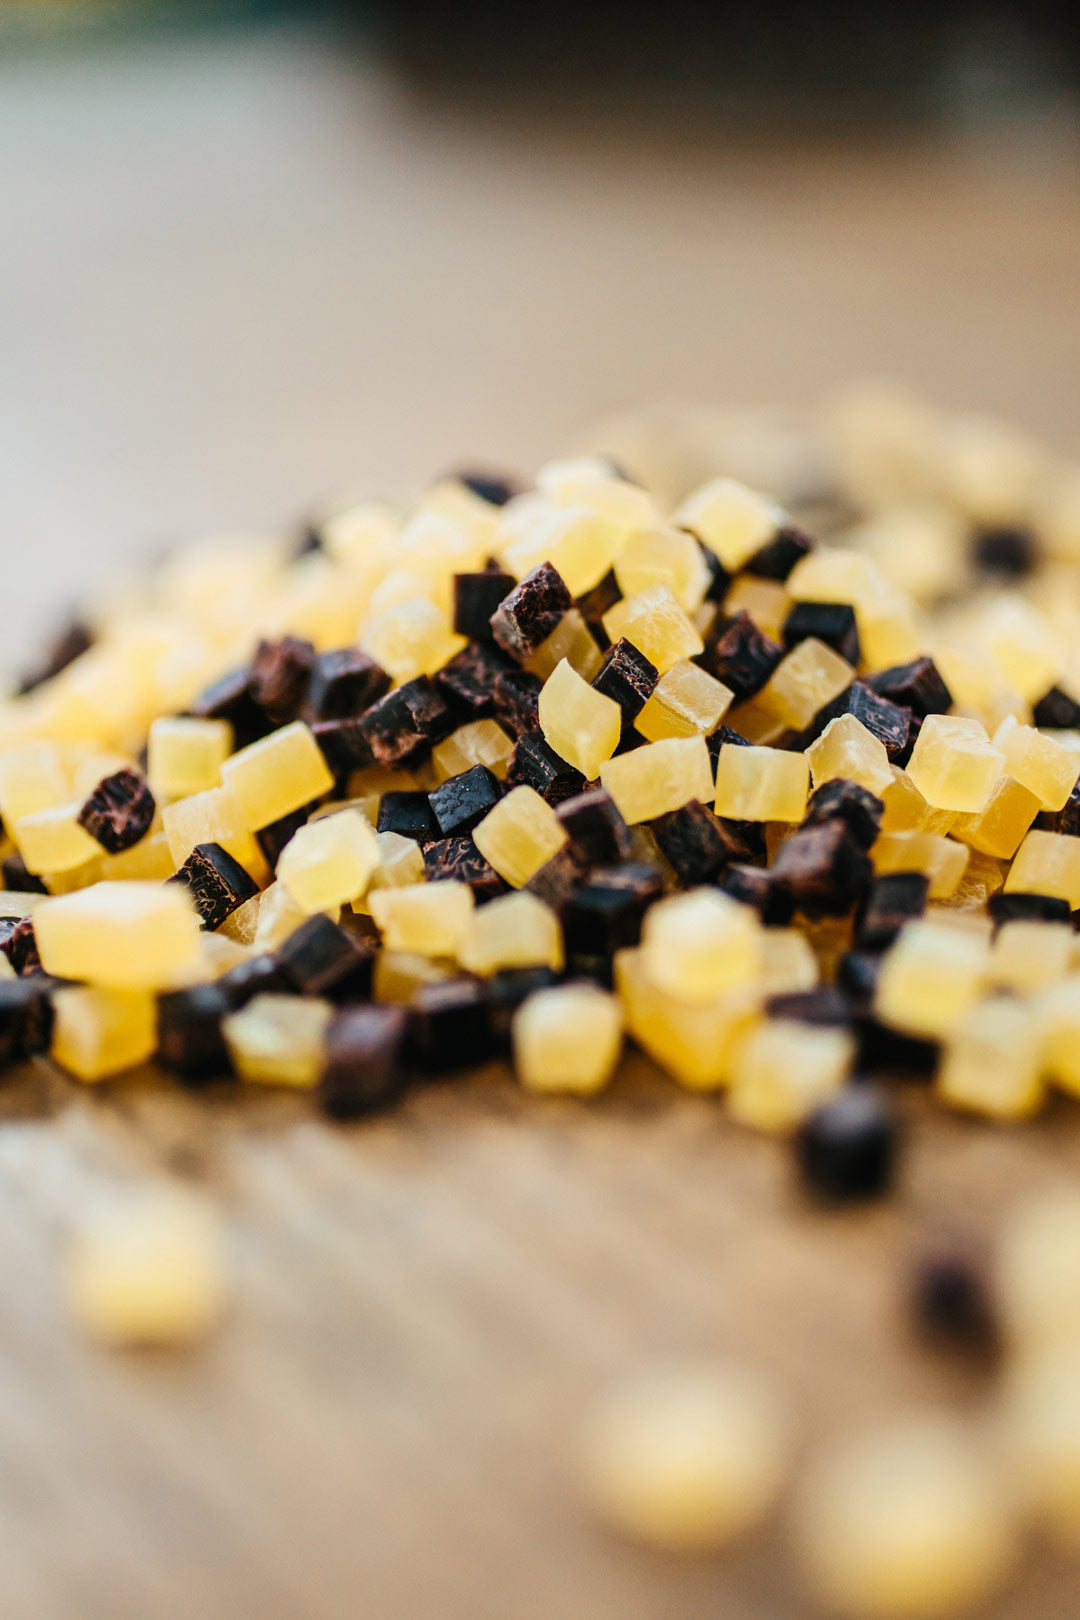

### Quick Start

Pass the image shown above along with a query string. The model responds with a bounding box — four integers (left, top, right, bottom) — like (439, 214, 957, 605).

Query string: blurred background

(3, 0, 1080, 675)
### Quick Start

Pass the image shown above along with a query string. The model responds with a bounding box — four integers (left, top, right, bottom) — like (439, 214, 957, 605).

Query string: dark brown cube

(769, 821, 873, 917)
(319, 1004, 410, 1119)
(701, 611, 784, 702)
(506, 734, 585, 805)
(249, 636, 316, 724)
(156, 984, 231, 1084)
(77, 767, 156, 854)
(435, 641, 515, 721)
(866, 657, 952, 719)
(453, 570, 516, 640)
(592, 639, 658, 726)
(190, 665, 271, 750)
(744, 525, 813, 581)
(492, 669, 544, 737)
(489, 562, 572, 664)
(428, 765, 502, 838)
(356, 677, 454, 767)
(649, 799, 753, 884)
(304, 648, 390, 721)
(276, 915, 375, 1001)
(167, 841, 259, 932)
(803, 778, 884, 850)
(556, 787, 633, 866)
(422, 836, 507, 903)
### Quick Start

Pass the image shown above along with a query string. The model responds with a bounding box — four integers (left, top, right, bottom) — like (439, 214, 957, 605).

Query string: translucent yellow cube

(874, 918, 990, 1041)
(989, 920, 1073, 995)
(880, 766, 956, 837)
(714, 744, 809, 823)
(635, 662, 733, 743)
(981, 594, 1060, 702)
(675, 478, 782, 570)
(373, 950, 454, 1004)
(0, 742, 67, 826)
(66, 1190, 224, 1348)
(722, 576, 790, 641)
(1035, 980, 1080, 1097)
(220, 721, 334, 832)
(946, 848, 1007, 910)
(727, 1020, 853, 1133)
(36, 881, 202, 991)
(906, 715, 1004, 814)
(938, 996, 1044, 1120)
(526, 607, 604, 683)
(854, 584, 923, 672)
(724, 699, 789, 747)
(51, 985, 157, 1080)
(13, 803, 102, 875)
(147, 716, 232, 801)
(276, 809, 380, 914)
(870, 831, 969, 900)
(368, 881, 474, 958)
(993, 716, 1079, 812)
(539, 659, 622, 780)
(352, 829, 426, 914)
(1007, 831, 1080, 907)
(600, 736, 714, 825)
(641, 889, 763, 1003)
(614, 947, 760, 1090)
(251, 881, 319, 952)
(534, 505, 625, 596)
(786, 546, 880, 606)
(99, 828, 178, 883)
(459, 890, 563, 976)
(513, 984, 622, 1095)
(218, 889, 263, 945)
(760, 928, 820, 995)
(162, 784, 267, 882)
(223, 993, 332, 1086)
(347, 764, 419, 824)
(807, 715, 893, 797)
(951, 775, 1041, 860)
(602, 585, 704, 675)
(613, 527, 710, 612)
(432, 719, 514, 785)
(473, 785, 569, 887)
(757, 639, 854, 732)
(361, 596, 466, 683)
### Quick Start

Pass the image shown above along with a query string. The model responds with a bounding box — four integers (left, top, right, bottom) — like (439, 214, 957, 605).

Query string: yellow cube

(757, 639, 854, 732)
(880, 766, 957, 836)
(870, 831, 970, 901)
(614, 947, 760, 1090)
(352, 829, 427, 914)
(361, 596, 466, 683)
(162, 784, 267, 882)
(223, 993, 332, 1087)
(675, 478, 782, 570)
(1035, 979, 1080, 1097)
(51, 985, 157, 1080)
(807, 715, 893, 797)
(526, 607, 604, 683)
(473, 785, 568, 888)
(147, 716, 232, 801)
(459, 890, 563, 976)
(636, 662, 733, 743)
(993, 716, 1080, 813)
(373, 950, 454, 1004)
(760, 928, 820, 995)
(0, 742, 67, 826)
(727, 1020, 853, 1133)
(252, 881, 319, 953)
(989, 920, 1073, 995)
(906, 715, 1004, 814)
(723, 576, 790, 641)
(277, 809, 380, 914)
(13, 803, 102, 875)
(786, 546, 879, 606)
(539, 659, 622, 780)
(513, 984, 622, 1094)
(938, 996, 1044, 1120)
(602, 585, 704, 675)
(874, 918, 989, 1041)
(600, 736, 714, 825)
(220, 721, 334, 832)
(368, 881, 474, 959)
(714, 744, 809, 823)
(613, 527, 710, 612)
(533, 505, 624, 596)
(432, 720, 515, 784)
(36, 882, 202, 991)
(100, 828, 178, 883)
(951, 775, 1041, 860)
(1007, 830, 1080, 907)
(640, 889, 763, 1003)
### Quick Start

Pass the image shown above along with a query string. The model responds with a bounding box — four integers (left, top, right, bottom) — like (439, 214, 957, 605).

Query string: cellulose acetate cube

(873, 918, 989, 1041)
(807, 716, 893, 797)
(614, 947, 759, 1090)
(906, 715, 1004, 814)
(538, 659, 621, 780)
(459, 890, 562, 976)
(277, 809, 380, 914)
(601, 585, 704, 675)
(51, 985, 157, 1081)
(713, 745, 809, 823)
(675, 477, 783, 570)
(36, 882, 202, 991)
(220, 720, 334, 831)
(600, 736, 714, 825)
(951, 775, 1040, 859)
(147, 716, 233, 800)
(473, 785, 569, 888)
(992, 715, 1080, 812)
(640, 889, 763, 1002)
(727, 1020, 853, 1133)
(1006, 830, 1080, 907)
(368, 881, 474, 959)
(223, 993, 332, 1086)
(938, 995, 1044, 1119)
(512, 984, 622, 1094)
(757, 638, 854, 731)
(635, 662, 733, 743)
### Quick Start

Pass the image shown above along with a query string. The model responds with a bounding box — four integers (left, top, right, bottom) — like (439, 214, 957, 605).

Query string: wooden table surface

(4, 25, 1080, 1620)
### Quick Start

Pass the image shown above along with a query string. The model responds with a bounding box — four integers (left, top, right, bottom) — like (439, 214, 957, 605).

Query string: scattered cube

(713, 744, 809, 823)
(512, 984, 622, 1094)
(874, 918, 990, 1041)
(1006, 830, 1080, 907)
(303, 646, 390, 721)
(431, 719, 514, 784)
(36, 882, 202, 992)
(539, 659, 622, 780)
(276, 809, 381, 914)
(952, 775, 1041, 860)
(460, 890, 563, 976)
(147, 717, 232, 801)
(866, 656, 953, 717)
(156, 983, 231, 1083)
(993, 715, 1080, 812)
(591, 638, 659, 729)
(452, 568, 515, 640)
(635, 661, 733, 743)
(490, 561, 572, 663)
(275, 914, 374, 999)
(906, 715, 1004, 814)
(870, 830, 970, 901)
(757, 637, 854, 731)
(168, 841, 260, 931)
(648, 799, 751, 884)
(221, 720, 335, 832)
(51, 985, 157, 1081)
(802, 778, 884, 849)
(421, 835, 507, 903)
(318, 1004, 409, 1119)
(357, 676, 454, 766)
(473, 784, 569, 888)
(600, 736, 714, 826)
(641, 888, 763, 1003)
(938, 995, 1044, 1119)
(368, 881, 474, 959)
(223, 992, 333, 1086)
(614, 946, 759, 1090)
(676, 477, 784, 569)
(701, 611, 784, 702)
(376, 790, 439, 842)
(601, 585, 704, 675)
(771, 821, 874, 916)
(13, 803, 102, 875)
(988, 919, 1073, 995)
(783, 601, 860, 664)
(807, 715, 893, 797)
(727, 1020, 854, 1133)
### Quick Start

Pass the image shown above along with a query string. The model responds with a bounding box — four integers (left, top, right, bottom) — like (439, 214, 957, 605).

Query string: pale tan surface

(4, 26, 1080, 1620)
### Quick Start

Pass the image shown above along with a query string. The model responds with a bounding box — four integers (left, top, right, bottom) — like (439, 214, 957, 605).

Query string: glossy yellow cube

(513, 984, 622, 1094)
(13, 803, 102, 875)
(347, 764, 419, 824)
(251, 881, 319, 952)
(982, 594, 1059, 702)
(147, 716, 232, 801)
(361, 596, 465, 683)
(352, 829, 427, 914)
(947, 848, 1007, 910)
(727, 1020, 853, 1133)
(602, 585, 704, 675)
(36, 882, 202, 991)
(100, 828, 178, 882)
(989, 920, 1073, 995)
(675, 478, 782, 570)
(51, 985, 157, 1080)
(277, 809, 380, 914)
(724, 699, 789, 746)
(539, 659, 621, 780)
(613, 527, 710, 612)
(162, 784, 267, 882)
(871, 831, 969, 900)
(223, 993, 332, 1086)
(1007, 830, 1080, 907)
(600, 736, 714, 825)
(0, 742, 67, 826)
(459, 890, 563, 976)
(722, 577, 790, 641)
(785, 546, 879, 606)
(906, 715, 1004, 814)
(373, 949, 454, 1004)
(635, 662, 733, 743)
(880, 766, 956, 836)
(641, 889, 762, 1003)
(368, 881, 474, 959)
(1036, 980, 1080, 1098)
(535, 505, 625, 596)
(220, 721, 334, 832)
(807, 715, 893, 797)
(760, 928, 820, 995)
(713, 744, 809, 823)
(993, 716, 1079, 812)
(874, 918, 989, 1041)
(526, 607, 603, 683)
(951, 774, 1041, 859)
(432, 720, 514, 785)
(757, 639, 854, 731)
(938, 996, 1044, 1120)
(473, 784, 569, 887)
(614, 946, 759, 1090)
